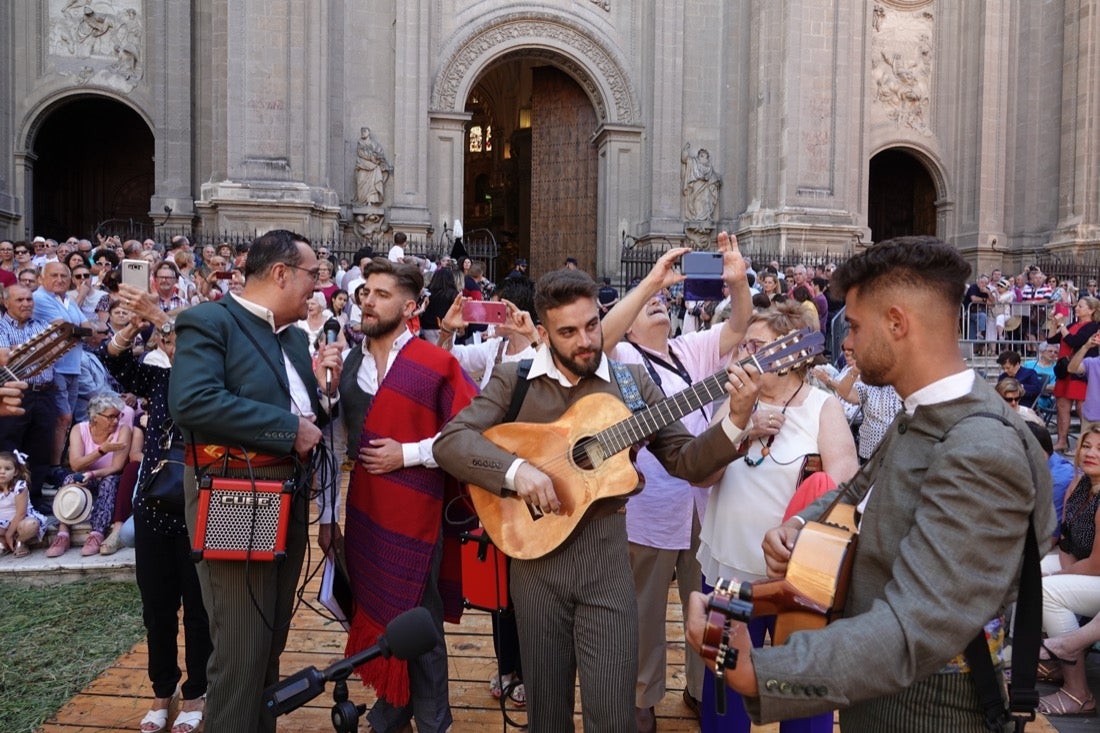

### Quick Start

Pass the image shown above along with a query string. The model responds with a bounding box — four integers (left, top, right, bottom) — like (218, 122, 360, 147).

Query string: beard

(361, 310, 406, 339)
(548, 338, 603, 380)
(853, 339, 895, 387)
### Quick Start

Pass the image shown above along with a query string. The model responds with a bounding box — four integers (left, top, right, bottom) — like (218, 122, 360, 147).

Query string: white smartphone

(120, 259, 150, 291)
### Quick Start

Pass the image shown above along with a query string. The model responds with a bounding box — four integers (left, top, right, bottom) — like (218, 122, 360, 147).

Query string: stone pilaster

(388, 0, 432, 229)
(427, 111, 472, 238)
(1050, 0, 1100, 248)
(595, 123, 644, 279)
(195, 0, 339, 238)
(641, 0, 686, 240)
(148, 1, 194, 223)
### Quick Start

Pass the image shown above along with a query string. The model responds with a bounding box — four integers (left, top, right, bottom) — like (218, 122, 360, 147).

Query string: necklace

(744, 382, 805, 468)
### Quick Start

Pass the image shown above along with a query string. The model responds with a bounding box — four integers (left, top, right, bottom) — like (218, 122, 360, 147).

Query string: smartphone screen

(462, 300, 509, 325)
(682, 251, 724, 301)
(120, 259, 150, 291)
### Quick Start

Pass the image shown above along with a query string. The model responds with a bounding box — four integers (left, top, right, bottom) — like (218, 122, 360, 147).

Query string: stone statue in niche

(353, 127, 392, 206)
(870, 5, 933, 134)
(681, 142, 721, 243)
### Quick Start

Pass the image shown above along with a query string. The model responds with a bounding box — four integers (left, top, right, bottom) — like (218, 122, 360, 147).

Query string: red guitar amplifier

(460, 528, 509, 612)
(191, 476, 294, 562)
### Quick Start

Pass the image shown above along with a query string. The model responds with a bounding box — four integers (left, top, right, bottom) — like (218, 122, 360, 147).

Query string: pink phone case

(462, 301, 508, 324)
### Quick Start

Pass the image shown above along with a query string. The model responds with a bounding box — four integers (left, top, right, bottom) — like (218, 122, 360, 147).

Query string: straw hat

(1004, 315, 1023, 333)
(52, 484, 93, 525)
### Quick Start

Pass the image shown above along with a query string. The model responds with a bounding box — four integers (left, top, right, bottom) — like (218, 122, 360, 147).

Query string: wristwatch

(158, 320, 174, 334)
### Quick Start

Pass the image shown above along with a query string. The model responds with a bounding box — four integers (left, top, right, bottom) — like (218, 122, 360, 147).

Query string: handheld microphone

(263, 606, 438, 717)
(322, 318, 341, 390)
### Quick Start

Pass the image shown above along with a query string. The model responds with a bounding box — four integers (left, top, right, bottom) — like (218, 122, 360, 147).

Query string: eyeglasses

(285, 264, 321, 281)
(738, 339, 769, 355)
(71, 273, 90, 280)
(155, 275, 178, 281)
(97, 411, 122, 421)
(14, 250, 29, 256)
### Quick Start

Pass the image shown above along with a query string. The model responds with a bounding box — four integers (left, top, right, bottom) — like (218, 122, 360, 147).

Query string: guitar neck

(596, 354, 756, 455)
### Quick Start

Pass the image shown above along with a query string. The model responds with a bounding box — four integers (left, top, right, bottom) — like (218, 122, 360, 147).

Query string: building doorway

(31, 97, 154, 240)
(464, 62, 598, 278)
(867, 149, 937, 243)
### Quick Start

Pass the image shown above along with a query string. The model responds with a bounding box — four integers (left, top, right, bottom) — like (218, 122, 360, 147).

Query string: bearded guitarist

(434, 253, 758, 733)
(686, 238, 1056, 732)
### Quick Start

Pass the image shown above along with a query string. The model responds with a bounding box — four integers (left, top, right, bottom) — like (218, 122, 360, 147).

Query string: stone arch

(868, 143, 949, 242)
(17, 90, 155, 238)
(18, 88, 153, 152)
(869, 140, 950, 202)
(431, 8, 640, 125)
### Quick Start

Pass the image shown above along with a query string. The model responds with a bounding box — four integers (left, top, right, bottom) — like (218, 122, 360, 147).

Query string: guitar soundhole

(571, 437, 606, 471)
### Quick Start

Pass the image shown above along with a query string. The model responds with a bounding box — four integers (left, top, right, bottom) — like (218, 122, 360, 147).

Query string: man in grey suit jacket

(687, 236, 1056, 732)
(169, 230, 343, 733)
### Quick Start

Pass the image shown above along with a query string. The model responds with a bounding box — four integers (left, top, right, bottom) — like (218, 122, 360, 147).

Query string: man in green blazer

(169, 230, 343, 733)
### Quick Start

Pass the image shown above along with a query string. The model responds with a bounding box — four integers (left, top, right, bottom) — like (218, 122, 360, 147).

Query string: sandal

(171, 706, 204, 733)
(1037, 659, 1064, 684)
(1037, 688, 1097, 717)
(13, 541, 29, 558)
(139, 708, 170, 733)
(508, 680, 526, 707)
(489, 673, 504, 699)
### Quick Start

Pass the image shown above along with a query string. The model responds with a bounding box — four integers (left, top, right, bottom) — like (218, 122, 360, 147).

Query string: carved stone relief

(589, 0, 610, 10)
(870, 4, 933, 135)
(432, 12, 639, 124)
(49, 0, 144, 92)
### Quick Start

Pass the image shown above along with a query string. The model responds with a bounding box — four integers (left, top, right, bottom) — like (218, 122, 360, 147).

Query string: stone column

(195, 0, 339, 237)
(427, 112, 472, 239)
(595, 124, 644, 280)
(737, 0, 865, 253)
(1051, 0, 1100, 247)
(641, 0, 686, 240)
(148, 1, 195, 227)
(388, 0, 432, 230)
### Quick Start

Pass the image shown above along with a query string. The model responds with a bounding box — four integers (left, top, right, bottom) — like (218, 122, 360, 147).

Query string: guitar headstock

(4, 321, 88, 381)
(750, 328, 824, 376)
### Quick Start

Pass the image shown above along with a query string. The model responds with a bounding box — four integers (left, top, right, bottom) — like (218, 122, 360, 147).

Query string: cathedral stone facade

(0, 1, 1097, 276)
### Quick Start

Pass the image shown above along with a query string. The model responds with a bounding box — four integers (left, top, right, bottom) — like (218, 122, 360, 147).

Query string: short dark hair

(169, 235, 190, 251)
(1026, 420, 1053, 456)
(393, 232, 407, 245)
(92, 248, 119, 268)
(533, 269, 599, 323)
(243, 230, 307, 280)
(830, 236, 971, 309)
(155, 260, 180, 279)
(362, 257, 423, 300)
(997, 350, 1022, 367)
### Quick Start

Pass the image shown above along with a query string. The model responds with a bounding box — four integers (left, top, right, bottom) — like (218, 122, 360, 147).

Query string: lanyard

(626, 340, 709, 422)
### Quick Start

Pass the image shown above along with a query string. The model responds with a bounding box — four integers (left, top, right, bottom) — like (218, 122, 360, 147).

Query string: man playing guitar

(686, 237, 1056, 732)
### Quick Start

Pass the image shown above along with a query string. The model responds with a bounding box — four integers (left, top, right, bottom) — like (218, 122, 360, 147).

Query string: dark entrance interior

(867, 149, 937, 243)
(464, 61, 598, 278)
(32, 97, 154, 240)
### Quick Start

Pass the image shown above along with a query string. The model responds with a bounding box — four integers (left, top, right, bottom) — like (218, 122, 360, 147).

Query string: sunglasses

(71, 273, 90, 280)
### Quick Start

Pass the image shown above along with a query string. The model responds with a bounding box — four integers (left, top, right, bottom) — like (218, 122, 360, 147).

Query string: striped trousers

(841, 671, 1010, 733)
(184, 466, 308, 733)
(511, 512, 637, 732)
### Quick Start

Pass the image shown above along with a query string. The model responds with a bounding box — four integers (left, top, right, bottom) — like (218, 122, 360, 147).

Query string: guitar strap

(949, 411, 1041, 732)
(501, 359, 534, 424)
(610, 360, 647, 413)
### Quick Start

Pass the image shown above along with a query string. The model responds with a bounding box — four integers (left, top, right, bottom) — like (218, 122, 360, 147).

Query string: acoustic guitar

(708, 501, 859, 646)
(0, 320, 91, 383)
(467, 328, 824, 559)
